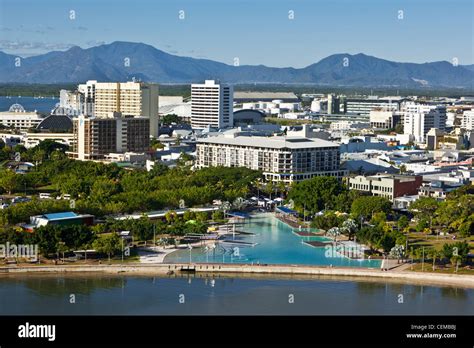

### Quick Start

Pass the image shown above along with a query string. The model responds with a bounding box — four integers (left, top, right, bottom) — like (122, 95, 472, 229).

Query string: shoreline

(1, 263, 473, 289)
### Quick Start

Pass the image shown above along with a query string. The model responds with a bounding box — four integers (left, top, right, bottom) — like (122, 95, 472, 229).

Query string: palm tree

(232, 197, 246, 211)
(429, 249, 441, 271)
(277, 181, 287, 198)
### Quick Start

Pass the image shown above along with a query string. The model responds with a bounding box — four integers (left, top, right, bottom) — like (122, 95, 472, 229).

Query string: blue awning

(276, 206, 298, 215)
(227, 212, 250, 219)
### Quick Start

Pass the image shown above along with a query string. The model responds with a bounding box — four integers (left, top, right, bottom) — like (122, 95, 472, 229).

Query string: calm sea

(0, 96, 58, 114)
(0, 274, 472, 315)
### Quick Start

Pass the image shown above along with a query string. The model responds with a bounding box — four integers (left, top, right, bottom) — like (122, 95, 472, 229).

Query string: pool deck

(1, 262, 473, 289)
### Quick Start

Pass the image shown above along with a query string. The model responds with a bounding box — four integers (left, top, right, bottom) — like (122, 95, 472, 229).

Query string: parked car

(39, 193, 52, 199)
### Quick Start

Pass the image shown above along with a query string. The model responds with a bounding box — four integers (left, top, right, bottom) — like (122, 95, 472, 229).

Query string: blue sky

(0, 0, 472, 67)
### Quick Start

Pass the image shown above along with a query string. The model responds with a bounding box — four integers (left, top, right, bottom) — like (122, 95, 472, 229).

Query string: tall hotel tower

(191, 80, 233, 129)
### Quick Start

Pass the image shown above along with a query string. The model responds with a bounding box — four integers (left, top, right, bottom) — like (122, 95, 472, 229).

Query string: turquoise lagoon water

(165, 214, 381, 268)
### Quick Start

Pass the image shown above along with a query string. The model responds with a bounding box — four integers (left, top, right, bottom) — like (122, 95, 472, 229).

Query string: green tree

(36, 225, 61, 257)
(0, 170, 18, 194)
(288, 176, 345, 215)
(351, 196, 392, 221)
(93, 233, 122, 262)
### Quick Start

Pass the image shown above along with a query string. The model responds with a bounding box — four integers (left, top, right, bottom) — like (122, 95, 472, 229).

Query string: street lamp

(187, 244, 193, 264)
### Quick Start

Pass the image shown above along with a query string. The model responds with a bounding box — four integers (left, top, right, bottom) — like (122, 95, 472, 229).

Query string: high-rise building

(191, 80, 233, 129)
(77, 80, 159, 137)
(69, 113, 150, 160)
(403, 103, 447, 142)
(462, 110, 474, 131)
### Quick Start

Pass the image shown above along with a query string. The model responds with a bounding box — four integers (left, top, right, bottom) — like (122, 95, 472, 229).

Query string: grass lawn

(409, 262, 474, 275)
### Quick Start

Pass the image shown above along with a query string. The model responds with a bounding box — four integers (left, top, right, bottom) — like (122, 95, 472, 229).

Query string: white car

(39, 193, 52, 199)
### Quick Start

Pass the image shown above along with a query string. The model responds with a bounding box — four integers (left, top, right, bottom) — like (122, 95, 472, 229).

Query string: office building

(191, 80, 233, 129)
(369, 109, 402, 129)
(69, 113, 150, 160)
(344, 97, 402, 116)
(77, 80, 159, 137)
(196, 133, 345, 182)
(348, 174, 423, 202)
(403, 103, 447, 142)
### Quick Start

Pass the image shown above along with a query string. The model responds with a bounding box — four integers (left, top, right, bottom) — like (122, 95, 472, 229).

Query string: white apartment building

(58, 89, 83, 115)
(403, 103, 446, 142)
(191, 80, 233, 129)
(462, 110, 474, 131)
(0, 104, 44, 130)
(77, 80, 159, 138)
(196, 133, 345, 183)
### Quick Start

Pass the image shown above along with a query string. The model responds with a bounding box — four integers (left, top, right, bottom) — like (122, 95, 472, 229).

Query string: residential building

(191, 80, 233, 129)
(462, 110, 474, 131)
(418, 181, 463, 200)
(196, 133, 346, 183)
(403, 103, 447, 142)
(77, 80, 159, 137)
(348, 174, 423, 202)
(69, 113, 150, 160)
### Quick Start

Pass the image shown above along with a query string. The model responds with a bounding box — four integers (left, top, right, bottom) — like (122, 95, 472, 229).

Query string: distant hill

(0, 41, 472, 89)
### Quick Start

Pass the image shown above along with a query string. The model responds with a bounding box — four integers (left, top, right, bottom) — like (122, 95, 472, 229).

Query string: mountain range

(0, 41, 472, 89)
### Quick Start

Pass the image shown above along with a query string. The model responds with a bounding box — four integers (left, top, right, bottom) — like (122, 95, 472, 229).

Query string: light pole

(153, 224, 156, 247)
(421, 246, 424, 272)
(205, 246, 209, 263)
(188, 244, 193, 264)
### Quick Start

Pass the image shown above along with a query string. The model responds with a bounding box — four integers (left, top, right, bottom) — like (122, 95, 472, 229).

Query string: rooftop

(234, 91, 299, 101)
(198, 135, 339, 149)
(42, 212, 78, 220)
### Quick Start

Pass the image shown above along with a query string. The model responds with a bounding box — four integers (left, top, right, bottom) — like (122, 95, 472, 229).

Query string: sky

(0, 0, 472, 67)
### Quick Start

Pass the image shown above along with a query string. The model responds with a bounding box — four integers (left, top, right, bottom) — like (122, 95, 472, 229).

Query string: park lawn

(407, 231, 474, 252)
(409, 262, 474, 275)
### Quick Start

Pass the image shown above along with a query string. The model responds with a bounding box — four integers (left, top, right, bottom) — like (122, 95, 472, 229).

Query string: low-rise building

(348, 174, 423, 201)
(30, 212, 94, 228)
(418, 181, 463, 200)
(369, 109, 402, 129)
(0, 104, 45, 130)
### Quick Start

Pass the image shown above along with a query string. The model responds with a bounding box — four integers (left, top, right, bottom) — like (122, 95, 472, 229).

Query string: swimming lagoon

(165, 214, 381, 268)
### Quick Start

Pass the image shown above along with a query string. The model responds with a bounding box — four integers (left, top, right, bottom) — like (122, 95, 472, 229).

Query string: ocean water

(165, 214, 381, 268)
(0, 96, 58, 114)
(0, 274, 472, 315)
